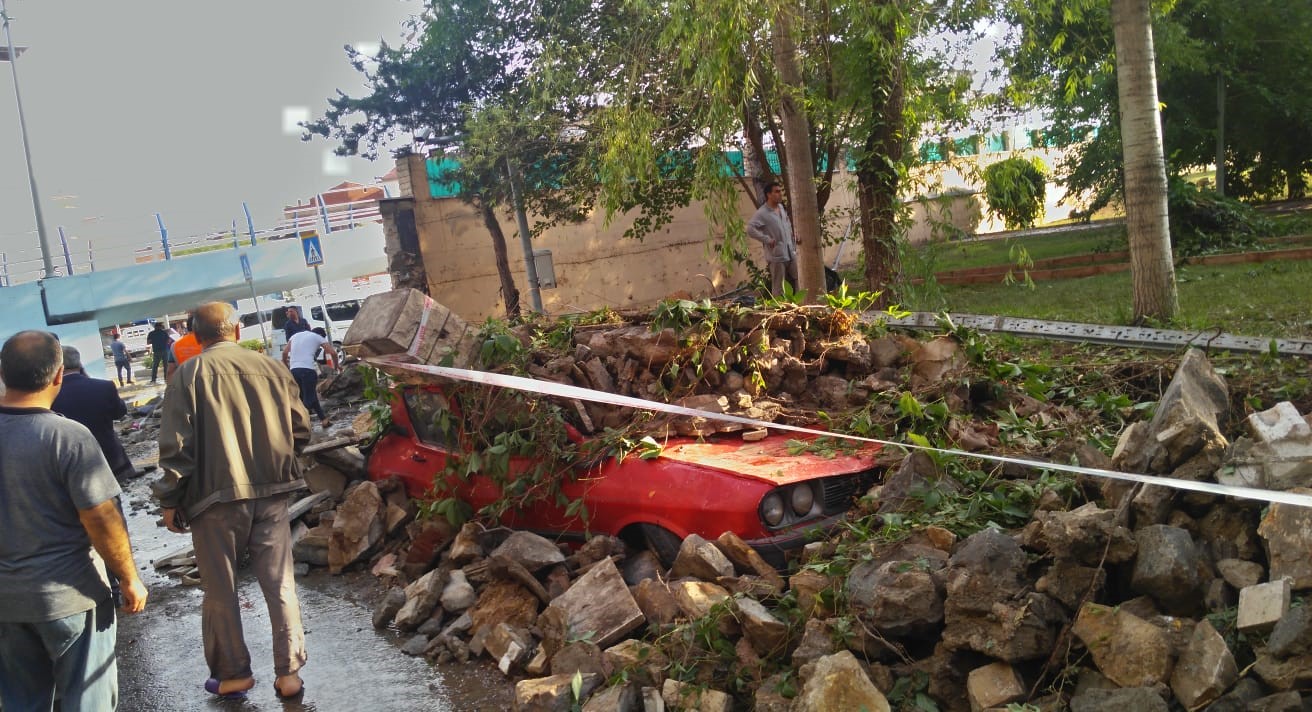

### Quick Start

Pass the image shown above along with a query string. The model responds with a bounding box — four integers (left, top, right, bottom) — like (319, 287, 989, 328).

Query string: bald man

(0, 330, 147, 710)
(154, 302, 311, 700)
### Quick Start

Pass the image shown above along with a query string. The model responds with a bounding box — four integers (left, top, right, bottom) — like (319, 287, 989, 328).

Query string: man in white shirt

(281, 328, 339, 428)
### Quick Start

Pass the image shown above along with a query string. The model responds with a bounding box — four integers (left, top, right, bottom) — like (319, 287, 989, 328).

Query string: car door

(370, 388, 456, 498)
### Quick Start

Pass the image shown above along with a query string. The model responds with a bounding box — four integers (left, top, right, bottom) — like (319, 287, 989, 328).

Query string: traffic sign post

(300, 231, 333, 342)
(239, 253, 270, 353)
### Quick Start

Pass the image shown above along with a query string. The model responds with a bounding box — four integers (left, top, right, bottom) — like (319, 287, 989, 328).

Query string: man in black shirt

(145, 322, 173, 384)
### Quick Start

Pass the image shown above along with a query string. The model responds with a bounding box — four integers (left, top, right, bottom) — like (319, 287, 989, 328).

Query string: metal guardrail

(883, 312, 1312, 357)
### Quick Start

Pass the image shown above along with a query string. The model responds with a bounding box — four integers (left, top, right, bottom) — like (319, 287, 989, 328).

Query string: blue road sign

(240, 253, 252, 281)
(301, 233, 324, 267)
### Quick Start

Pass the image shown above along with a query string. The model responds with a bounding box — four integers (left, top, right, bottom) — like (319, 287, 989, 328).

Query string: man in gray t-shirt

(0, 330, 148, 711)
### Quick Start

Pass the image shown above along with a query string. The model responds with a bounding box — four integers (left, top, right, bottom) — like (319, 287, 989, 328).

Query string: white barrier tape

(370, 357, 1312, 510)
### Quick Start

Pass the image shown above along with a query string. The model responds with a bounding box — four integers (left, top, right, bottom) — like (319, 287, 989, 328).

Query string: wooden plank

(301, 435, 358, 456)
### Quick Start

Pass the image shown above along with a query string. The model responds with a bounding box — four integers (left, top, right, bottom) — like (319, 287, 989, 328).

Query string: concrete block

(967, 662, 1025, 712)
(1238, 579, 1291, 633)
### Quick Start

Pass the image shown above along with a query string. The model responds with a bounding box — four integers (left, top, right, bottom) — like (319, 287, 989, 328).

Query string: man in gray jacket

(746, 182, 799, 296)
(155, 302, 311, 700)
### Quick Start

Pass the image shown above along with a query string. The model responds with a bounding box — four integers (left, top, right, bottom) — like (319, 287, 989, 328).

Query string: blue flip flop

(204, 678, 250, 700)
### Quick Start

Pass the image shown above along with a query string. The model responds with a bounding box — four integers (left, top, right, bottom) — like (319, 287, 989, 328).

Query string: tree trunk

(479, 200, 522, 319)
(771, 1, 825, 302)
(854, 10, 905, 307)
(1112, 0, 1178, 323)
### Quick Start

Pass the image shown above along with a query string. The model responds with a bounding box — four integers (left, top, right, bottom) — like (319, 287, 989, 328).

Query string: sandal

(204, 678, 251, 700)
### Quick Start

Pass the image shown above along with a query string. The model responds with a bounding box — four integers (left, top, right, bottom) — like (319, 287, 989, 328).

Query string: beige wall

(398, 154, 752, 321)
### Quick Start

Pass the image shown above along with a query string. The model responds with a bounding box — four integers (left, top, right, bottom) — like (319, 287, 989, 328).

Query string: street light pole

(1, 0, 55, 279)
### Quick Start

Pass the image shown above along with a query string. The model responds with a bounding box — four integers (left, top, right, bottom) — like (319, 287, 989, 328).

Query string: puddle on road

(116, 467, 515, 711)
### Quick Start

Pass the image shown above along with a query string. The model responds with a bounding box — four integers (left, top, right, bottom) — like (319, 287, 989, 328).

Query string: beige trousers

(768, 258, 799, 296)
(190, 496, 306, 679)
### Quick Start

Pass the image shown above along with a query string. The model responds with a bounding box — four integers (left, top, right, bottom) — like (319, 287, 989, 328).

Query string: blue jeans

(291, 367, 325, 420)
(0, 599, 118, 711)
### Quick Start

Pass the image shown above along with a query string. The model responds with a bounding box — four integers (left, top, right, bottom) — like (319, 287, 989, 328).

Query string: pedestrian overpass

(0, 223, 386, 380)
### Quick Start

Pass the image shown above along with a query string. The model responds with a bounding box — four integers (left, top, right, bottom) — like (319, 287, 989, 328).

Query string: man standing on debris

(282, 326, 340, 429)
(146, 321, 172, 384)
(746, 181, 799, 297)
(155, 302, 311, 700)
(0, 330, 148, 710)
(110, 333, 133, 386)
(52, 345, 142, 482)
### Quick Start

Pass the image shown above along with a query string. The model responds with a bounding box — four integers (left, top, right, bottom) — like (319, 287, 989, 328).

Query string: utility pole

(0, 0, 55, 279)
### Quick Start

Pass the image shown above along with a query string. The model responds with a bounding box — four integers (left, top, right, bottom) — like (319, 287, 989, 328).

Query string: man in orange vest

(166, 314, 239, 381)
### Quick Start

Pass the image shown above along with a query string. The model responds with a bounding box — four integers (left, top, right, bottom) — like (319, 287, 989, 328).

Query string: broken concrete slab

(328, 481, 384, 574)
(1257, 490, 1312, 590)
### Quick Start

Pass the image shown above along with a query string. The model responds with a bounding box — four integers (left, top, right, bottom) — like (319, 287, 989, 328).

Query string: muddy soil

(111, 375, 515, 711)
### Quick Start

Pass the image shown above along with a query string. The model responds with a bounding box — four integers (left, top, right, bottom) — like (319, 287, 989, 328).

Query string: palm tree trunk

(771, 0, 825, 302)
(1112, 0, 1178, 322)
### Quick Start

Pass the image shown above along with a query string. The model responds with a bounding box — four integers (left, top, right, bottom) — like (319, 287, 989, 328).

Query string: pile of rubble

(281, 301, 1312, 711)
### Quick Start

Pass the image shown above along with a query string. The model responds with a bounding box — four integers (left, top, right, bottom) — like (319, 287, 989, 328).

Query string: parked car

(367, 385, 883, 566)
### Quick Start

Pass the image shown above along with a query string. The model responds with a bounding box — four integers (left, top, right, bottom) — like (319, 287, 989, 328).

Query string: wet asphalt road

(111, 378, 514, 712)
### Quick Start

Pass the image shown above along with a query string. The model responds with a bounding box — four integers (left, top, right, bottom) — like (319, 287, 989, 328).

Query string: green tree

(983, 156, 1048, 229)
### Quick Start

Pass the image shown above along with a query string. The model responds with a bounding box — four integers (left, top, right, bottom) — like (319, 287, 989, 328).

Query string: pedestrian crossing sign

(301, 232, 324, 267)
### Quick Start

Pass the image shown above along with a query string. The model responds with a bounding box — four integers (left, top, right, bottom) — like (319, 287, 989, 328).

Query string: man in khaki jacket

(155, 302, 311, 700)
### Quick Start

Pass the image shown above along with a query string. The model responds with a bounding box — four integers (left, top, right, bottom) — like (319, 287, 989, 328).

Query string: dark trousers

(114, 360, 132, 385)
(291, 368, 325, 420)
(150, 349, 167, 382)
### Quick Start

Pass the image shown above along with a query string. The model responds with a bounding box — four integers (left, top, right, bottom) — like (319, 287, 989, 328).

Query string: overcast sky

(0, 0, 417, 279)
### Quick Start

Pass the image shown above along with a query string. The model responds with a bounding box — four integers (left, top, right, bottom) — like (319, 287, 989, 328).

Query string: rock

(449, 522, 485, 566)
(1035, 559, 1104, 610)
(441, 569, 477, 612)
(491, 531, 568, 572)
(1130, 525, 1203, 614)
(668, 533, 734, 581)
(1227, 402, 1312, 491)
(1168, 618, 1237, 709)
(966, 662, 1025, 712)
(603, 639, 667, 687)
(490, 554, 553, 604)
(373, 587, 407, 629)
(302, 461, 349, 498)
(1071, 603, 1174, 687)
(640, 685, 663, 712)
(485, 623, 532, 673)
(753, 673, 792, 712)
(1258, 489, 1312, 590)
(401, 518, 455, 577)
(910, 336, 964, 385)
(1268, 604, 1312, 658)
(416, 611, 446, 637)
(313, 445, 367, 479)
(669, 580, 735, 634)
(1216, 558, 1264, 590)
(582, 684, 639, 712)
(876, 451, 962, 515)
(660, 679, 730, 712)
(514, 673, 601, 712)
(632, 578, 680, 626)
(1203, 677, 1266, 711)
(395, 568, 448, 631)
(791, 650, 890, 712)
(550, 640, 607, 679)
(789, 569, 833, 619)
(741, 428, 768, 442)
(847, 558, 944, 636)
(942, 529, 1066, 661)
(524, 646, 549, 676)
(544, 558, 644, 649)
(1112, 349, 1229, 475)
(1252, 646, 1312, 691)
(622, 550, 663, 587)
(581, 358, 615, 393)
(1238, 579, 1292, 633)
(734, 597, 788, 656)
(1020, 503, 1136, 566)
(1068, 686, 1168, 712)
(714, 531, 784, 593)
(328, 481, 385, 574)
(792, 618, 838, 667)
(569, 535, 625, 570)
(469, 580, 542, 641)
(292, 525, 330, 566)
(1248, 691, 1306, 712)
(400, 634, 429, 656)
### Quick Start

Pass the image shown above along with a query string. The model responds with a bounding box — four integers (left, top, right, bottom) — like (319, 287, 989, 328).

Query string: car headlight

(790, 483, 815, 515)
(760, 492, 785, 527)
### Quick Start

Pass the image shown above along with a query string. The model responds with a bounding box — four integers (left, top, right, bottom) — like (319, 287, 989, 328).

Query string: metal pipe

(0, 0, 55, 279)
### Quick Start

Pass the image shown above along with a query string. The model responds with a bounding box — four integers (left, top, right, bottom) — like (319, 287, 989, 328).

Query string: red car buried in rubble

(367, 385, 883, 566)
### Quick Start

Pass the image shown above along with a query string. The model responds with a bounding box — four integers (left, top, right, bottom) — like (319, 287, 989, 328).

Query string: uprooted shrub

(1168, 177, 1271, 256)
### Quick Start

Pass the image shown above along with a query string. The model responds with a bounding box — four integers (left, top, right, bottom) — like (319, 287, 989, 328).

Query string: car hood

(656, 432, 880, 486)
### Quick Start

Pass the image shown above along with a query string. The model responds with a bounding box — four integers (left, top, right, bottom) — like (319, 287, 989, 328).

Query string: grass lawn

(906, 259, 1312, 340)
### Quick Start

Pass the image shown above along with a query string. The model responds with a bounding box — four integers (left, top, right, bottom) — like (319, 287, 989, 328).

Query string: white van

(308, 299, 364, 346)
(237, 304, 311, 353)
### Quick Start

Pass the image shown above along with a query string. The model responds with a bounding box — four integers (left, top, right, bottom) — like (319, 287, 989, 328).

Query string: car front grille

(819, 468, 880, 515)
